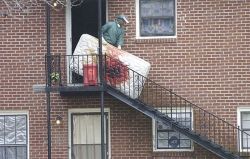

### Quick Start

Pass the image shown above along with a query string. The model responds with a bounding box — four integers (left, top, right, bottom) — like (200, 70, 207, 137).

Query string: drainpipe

(45, 2, 52, 159)
(98, 0, 105, 159)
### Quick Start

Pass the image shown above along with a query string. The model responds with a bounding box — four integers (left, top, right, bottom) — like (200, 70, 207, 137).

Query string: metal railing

(103, 55, 250, 158)
(45, 54, 101, 87)
(45, 54, 250, 158)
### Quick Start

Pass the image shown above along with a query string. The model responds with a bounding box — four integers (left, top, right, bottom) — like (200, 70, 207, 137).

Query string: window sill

(153, 148, 194, 152)
(152, 151, 194, 159)
(152, 150, 194, 158)
(135, 37, 177, 44)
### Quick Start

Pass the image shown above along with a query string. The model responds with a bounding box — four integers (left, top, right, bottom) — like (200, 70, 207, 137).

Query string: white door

(71, 113, 109, 159)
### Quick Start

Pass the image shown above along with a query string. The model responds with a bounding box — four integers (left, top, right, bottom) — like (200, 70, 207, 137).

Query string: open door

(66, 0, 107, 83)
(71, 0, 106, 52)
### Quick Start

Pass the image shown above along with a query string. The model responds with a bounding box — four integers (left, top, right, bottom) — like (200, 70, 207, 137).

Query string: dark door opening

(72, 0, 106, 53)
(71, 0, 106, 83)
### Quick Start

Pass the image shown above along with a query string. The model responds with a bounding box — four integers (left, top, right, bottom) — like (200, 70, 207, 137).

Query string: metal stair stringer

(106, 85, 239, 159)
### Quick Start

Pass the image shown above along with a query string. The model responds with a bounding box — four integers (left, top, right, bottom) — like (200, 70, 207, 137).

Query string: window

(238, 108, 250, 150)
(72, 113, 108, 159)
(137, 0, 176, 37)
(0, 114, 28, 159)
(153, 109, 193, 151)
(69, 108, 110, 159)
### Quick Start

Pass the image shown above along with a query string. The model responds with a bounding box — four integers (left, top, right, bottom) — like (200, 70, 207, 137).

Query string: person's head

(116, 15, 129, 26)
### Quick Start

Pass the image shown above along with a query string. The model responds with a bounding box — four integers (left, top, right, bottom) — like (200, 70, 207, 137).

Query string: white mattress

(71, 34, 151, 99)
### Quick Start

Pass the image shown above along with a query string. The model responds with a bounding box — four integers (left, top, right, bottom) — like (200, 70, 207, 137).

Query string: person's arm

(102, 22, 112, 45)
(117, 30, 125, 49)
(102, 22, 111, 35)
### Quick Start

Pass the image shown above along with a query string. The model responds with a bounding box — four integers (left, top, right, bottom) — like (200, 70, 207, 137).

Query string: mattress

(71, 34, 151, 99)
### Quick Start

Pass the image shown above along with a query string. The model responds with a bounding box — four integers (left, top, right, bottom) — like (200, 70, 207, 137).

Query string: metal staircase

(104, 55, 250, 159)
(107, 86, 238, 159)
(46, 54, 250, 159)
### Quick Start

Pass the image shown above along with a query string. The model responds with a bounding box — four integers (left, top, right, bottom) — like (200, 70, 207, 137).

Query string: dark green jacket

(102, 21, 125, 47)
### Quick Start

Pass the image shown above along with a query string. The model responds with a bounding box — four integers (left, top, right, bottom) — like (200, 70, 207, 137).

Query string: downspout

(98, 0, 105, 159)
(45, 2, 52, 159)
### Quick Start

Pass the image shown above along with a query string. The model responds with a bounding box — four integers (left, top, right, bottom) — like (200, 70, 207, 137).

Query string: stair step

(107, 86, 243, 159)
(210, 143, 223, 149)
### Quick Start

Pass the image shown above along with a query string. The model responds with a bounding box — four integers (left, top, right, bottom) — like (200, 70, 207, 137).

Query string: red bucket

(83, 64, 98, 86)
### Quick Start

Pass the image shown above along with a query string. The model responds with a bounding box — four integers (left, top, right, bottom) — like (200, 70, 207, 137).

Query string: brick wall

(1, 0, 250, 158)
(123, 0, 250, 123)
(1, 1, 46, 159)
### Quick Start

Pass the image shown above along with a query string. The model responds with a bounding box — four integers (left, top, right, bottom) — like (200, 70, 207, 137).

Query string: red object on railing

(105, 58, 129, 86)
(83, 64, 98, 86)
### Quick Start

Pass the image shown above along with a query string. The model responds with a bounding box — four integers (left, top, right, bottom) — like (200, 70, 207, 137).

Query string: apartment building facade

(1, 0, 250, 159)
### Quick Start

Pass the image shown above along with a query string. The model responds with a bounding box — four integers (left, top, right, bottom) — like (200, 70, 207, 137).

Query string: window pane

(16, 116, 27, 144)
(242, 112, 250, 120)
(168, 136, 180, 148)
(72, 114, 108, 159)
(17, 146, 27, 159)
(178, 117, 191, 122)
(177, 121, 191, 129)
(242, 130, 250, 148)
(5, 116, 15, 144)
(156, 110, 192, 149)
(141, 0, 174, 17)
(158, 139, 168, 148)
(157, 121, 170, 130)
(242, 121, 250, 129)
(176, 112, 191, 119)
(6, 147, 16, 159)
(158, 132, 168, 139)
(169, 132, 179, 139)
(179, 134, 189, 140)
(0, 147, 5, 159)
(141, 0, 162, 17)
(141, 18, 174, 36)
(0, 115, 28, 159)
(140, 0, 175, 36)
(73, 115, 105, 145)
(167, 132, 180, 148)
(162, 0, 174, 17)
(73, 144, 104, 159)
(0, 117, 4, 144)
(183, 121, 192, 128)
(242, 112, 250, 129)
(243, 138, 250, 148)
(180, 140, 191, 148)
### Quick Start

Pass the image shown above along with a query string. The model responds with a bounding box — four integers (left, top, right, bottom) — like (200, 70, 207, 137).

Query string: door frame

(68, 108, 111, 159)
(65, 0, 109, 84)
(65, 0, 72, 84)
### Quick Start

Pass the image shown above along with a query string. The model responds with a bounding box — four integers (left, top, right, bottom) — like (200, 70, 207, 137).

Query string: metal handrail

(45, 54, 250, 157)
(104, 55, 250, 157)
(45, 54, 101, 87)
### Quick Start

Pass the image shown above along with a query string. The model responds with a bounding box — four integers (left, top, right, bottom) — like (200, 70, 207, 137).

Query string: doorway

(71, 0, 107, 53)
(68, 0, 106, 83)
(71, 112, 109, 159)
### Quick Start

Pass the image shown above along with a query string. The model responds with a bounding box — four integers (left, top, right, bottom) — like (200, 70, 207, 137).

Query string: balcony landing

(46, 85, 103, 96)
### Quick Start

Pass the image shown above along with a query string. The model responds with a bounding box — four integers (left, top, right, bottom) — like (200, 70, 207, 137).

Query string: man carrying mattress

(102, 15, 129, 49)
(72, 15, 150, 99)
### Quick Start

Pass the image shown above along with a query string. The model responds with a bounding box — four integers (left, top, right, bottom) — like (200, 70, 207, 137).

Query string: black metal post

(98, 0, 105, 159)
(46, 2, 52, 159)
(98, 3, 103, 83)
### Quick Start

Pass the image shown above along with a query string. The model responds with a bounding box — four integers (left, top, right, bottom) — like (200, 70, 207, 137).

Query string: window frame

(136, 0, 177, 39)
(68, 108, 111, 159)
(0, 111, 29, 159)
(237, 107, 250, 151)
(152, 107, 193, 152)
